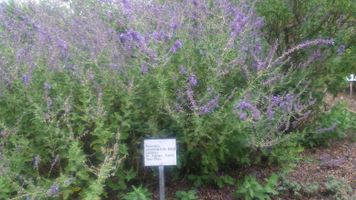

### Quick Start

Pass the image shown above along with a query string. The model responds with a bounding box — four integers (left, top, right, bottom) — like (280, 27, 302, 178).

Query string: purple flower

(254, 17, 264, 29)
(129, 30, 144, 43)
(141, 64, 148, 74)
(312, 50, 322, 60)
(199, 96, 219, 115)
(191, 0, 199, 6)
(22, 73, 31, 86)
(267, 106, 275, 119)
(152, 31, 167, 41)
(273, 39, 334, 65)
(239, 112, 247, 120)
(119, 32, 130, 43)
(119, 30, 145, 48)
(57, 39, 68, 51)
(188, 73, 198, 86)
(122, 0, 132, 14)
(231, 10, 248, 35)
(235, 100, 253, 110)
(337, 45, 346, 55)
(46, 183, 59, 197)
(171, 40, 183, 53)
(186, 86, 197, 110)
(234, 100, 261, 121)
(270, 95, 281, 106)
(171, 22, 179, 31)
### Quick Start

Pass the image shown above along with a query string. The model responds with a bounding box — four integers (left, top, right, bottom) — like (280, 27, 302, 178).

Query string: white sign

(144, 139, 176, 166)
(346, 74, 356, 81)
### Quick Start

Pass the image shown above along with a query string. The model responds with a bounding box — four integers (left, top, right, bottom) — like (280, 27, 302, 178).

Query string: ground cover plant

(0, 0, 353, 199)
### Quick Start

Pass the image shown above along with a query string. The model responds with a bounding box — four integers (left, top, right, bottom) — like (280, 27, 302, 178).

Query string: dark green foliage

(122, 186, 152, 200)
(235, 174, 279, 200)
(303, 103, 356, 147)
(175, 190, 198, 200)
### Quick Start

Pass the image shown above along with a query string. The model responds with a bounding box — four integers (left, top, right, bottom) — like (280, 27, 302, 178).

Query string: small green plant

(278, 175, 320, 197)
(303, 182, 320, 195)
(175, 189, 198, 200)
(215, 175, 235, 188)
(262, 134, 304, 168)
(304, 103, 356, 147)
(235, 174, 279, 200)
(277, 177, 302, 197)
(122, 186, 152, 200)
(325, 176, 352, 200)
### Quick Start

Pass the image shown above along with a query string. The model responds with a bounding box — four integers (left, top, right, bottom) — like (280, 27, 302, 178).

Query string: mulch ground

(278, 137, 356, 200)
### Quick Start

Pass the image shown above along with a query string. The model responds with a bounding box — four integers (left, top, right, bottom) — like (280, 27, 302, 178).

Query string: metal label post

(346, 74, 356, 96)
(159, 166, 165, 200)
(350, 82, 353, 96)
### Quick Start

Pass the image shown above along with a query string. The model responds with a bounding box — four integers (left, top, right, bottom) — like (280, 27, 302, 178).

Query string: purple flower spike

(231, 10, 248, 35)
(188, 73, 198, 87)
(57, 39, 68, 51)
(234, 100, 261, 121)
(22, 73, 31, 86)
(171, 22, 179, 31)
(199, 96, 219, 115)
(129, 30, 144, 43)
(337, 45, 346, 55)
(171, 40, 183, 53)
(152, 31, 166, 41)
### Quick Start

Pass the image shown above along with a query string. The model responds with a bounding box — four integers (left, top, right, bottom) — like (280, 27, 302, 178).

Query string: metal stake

(159, 166, 165, 200)
(350, 82, 353, 96)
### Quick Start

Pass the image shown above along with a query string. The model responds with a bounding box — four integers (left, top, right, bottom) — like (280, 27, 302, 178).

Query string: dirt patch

(288, 140, 355, 187)
(324, 92, 356, 113)
(279, 138, 356, 200)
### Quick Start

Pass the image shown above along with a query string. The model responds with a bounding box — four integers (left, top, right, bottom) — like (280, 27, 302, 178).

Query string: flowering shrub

(0, 0, 337, 198)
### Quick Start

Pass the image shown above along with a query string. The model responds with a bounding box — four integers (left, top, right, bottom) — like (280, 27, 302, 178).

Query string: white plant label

(346, 74, 356, 81)
(144, 139, 176, 166)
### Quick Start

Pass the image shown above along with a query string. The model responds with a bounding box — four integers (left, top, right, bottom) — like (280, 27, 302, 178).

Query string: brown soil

(279, 137, 356, 200)
(324, 92, 356, 113)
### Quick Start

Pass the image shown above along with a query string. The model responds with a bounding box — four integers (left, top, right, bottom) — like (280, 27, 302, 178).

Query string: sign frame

(144, 138, 177, 167)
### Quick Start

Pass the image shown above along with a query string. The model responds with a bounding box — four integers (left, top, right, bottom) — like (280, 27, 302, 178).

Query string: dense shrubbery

(0, 0, 353, 199)
(256, 0, 356, 94)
